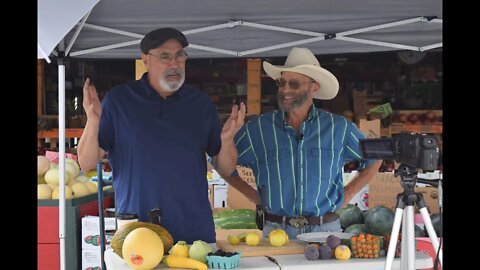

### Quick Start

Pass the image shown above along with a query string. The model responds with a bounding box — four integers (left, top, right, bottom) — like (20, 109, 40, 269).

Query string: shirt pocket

(310, 147, 335, 160)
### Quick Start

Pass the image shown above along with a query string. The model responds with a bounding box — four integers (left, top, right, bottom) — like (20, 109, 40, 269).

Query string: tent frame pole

(57, 54, 67, 270)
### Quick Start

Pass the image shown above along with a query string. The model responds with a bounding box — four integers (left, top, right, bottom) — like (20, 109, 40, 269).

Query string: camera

(359, 132, 439, 171)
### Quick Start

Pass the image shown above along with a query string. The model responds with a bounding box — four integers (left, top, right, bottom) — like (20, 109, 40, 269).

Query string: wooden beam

(135, 59, 147, 80)
(247, 58, 261, 115)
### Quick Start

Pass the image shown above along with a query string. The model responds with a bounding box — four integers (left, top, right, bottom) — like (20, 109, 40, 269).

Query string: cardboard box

(227, 166, 257, 210)
(207, 169, 226, 185)
(415, 237, 442, 270)
(352, 89, 368, 115)
(82, 249, 102, 270)
(208, 184, 214, 208)
(214, 184, 228, 208)
(358, 118, 381, 138)
(227, 184, 256, 210)
(348, 185, 369, 210)
(368, 173, 441, 214)
(236, 166, 256, 187)
(343, 171, 369, 210)
(81, 216, 116, 250)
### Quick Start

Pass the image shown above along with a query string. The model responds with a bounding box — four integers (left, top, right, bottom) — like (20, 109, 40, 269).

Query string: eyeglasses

(148, 50, 188, 64)
(275, 78, 315, 90)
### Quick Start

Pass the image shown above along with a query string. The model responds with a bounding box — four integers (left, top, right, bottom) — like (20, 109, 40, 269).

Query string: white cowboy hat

(263, 47, 339, 100)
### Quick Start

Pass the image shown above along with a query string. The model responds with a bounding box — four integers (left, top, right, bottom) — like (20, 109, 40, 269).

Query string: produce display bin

(38, 189, 114, 270)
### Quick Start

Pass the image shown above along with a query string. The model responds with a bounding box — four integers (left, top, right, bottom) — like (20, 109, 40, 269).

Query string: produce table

(104, 245, 433, 270)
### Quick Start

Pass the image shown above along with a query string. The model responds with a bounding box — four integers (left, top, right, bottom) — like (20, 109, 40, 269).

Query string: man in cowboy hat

(224, 47, 382, 238)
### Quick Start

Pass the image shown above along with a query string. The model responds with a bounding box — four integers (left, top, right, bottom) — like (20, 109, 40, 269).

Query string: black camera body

(359, 132, 439, 171)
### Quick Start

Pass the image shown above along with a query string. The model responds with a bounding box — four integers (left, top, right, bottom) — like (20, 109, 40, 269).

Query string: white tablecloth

(104, 248, 278, 270)
(105, 248, 433, 270)
(274, 252, 433, 270)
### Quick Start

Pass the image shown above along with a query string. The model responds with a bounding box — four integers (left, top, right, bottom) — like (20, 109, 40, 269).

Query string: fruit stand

(103, 243, 433, 269)
(38, 190, 114, 270)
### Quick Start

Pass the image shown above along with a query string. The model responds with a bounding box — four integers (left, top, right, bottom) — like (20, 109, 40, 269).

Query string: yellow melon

(71, 182, 91, 198)
(51, 185, 73, 199)
(38, 184, 53, 199)
(38, 156, 50, 176)
(122, 227, 164, 270)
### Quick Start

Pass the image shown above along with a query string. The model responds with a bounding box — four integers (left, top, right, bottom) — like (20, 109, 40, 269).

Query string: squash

(163, 255, 208, 270)
(110, 221, 173, 258)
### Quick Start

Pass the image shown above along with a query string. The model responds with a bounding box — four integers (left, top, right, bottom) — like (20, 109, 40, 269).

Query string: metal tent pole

(57, 55, 67, 270)
(97, 162, 106, 270)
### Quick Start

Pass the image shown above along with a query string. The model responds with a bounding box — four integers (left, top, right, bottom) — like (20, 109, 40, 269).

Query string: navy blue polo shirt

(98, 73, 221, 243)
(234, 106, 374, 217)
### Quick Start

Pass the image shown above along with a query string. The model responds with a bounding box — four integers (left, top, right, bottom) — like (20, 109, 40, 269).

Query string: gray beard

(277, 90, 309, 112)
(159, 70, 185, 92)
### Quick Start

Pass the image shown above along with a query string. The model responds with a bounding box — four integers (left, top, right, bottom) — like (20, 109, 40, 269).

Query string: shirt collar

(278, 103, 319, 127)
(140, 72, 187, 99)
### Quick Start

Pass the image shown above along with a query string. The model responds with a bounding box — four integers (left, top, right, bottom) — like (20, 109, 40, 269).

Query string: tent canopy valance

(40, 0, 442, 61)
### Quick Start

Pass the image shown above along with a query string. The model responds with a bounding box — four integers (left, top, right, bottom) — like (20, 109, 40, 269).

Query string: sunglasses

(275, 78, 315, 90)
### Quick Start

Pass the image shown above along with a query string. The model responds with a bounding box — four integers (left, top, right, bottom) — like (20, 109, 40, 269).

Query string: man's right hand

(83, 78, 102, 121)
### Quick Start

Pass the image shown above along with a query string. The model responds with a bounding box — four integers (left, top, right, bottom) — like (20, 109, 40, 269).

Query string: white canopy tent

(38, 0, 442, 269)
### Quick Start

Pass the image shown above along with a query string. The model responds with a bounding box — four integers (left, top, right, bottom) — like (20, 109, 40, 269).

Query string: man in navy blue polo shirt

(224, 47, 382, 239)
(77, 28, 245, 244)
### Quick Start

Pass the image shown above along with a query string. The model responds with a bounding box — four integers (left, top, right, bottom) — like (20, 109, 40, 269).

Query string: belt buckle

(288, 216, 308, 228)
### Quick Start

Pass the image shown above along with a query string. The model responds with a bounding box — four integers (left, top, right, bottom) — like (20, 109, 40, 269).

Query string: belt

(264, 212, 339, 228)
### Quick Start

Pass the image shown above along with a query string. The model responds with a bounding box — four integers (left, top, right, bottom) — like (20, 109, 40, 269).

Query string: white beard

(159, 73, 185, 93)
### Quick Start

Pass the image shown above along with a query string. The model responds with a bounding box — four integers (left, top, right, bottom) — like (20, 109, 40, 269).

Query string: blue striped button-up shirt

(234, 105, 374, 217)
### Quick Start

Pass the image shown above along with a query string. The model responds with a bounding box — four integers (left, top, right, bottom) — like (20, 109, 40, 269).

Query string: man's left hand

(221, 102, 246, 141)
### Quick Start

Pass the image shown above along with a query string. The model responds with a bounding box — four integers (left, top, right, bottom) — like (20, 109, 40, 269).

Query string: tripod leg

(400, 212, 407, 270)
(405, 206, 416, 270)
(419, 207, 442, 267)
(385, 207, 404, 270)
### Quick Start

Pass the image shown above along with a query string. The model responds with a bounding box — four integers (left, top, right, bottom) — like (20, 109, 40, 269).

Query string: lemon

(334, 245, 351, 260)
(245, 233, 261, 246)
(269, 229, 289, 247)
(236, 232, 248, 242)
(227, 235, 241, 245)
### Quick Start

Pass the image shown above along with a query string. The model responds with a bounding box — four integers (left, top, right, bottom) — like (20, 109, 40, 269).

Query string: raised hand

(82, 78, 102, 121)
(221, 102, 246, 142)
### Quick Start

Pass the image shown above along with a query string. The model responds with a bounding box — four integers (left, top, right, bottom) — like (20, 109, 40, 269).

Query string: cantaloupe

(122, 227, 164, 270)
(110, 221, 173, 257)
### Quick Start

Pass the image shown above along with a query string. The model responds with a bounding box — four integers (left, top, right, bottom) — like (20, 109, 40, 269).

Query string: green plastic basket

(206, 253, 241, 269)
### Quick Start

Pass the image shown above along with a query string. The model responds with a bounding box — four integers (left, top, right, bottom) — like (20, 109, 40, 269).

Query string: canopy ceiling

(54, 0, 442, 59)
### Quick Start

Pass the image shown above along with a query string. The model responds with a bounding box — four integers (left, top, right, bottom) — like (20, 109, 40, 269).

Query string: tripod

(384, 164, 442, 270)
